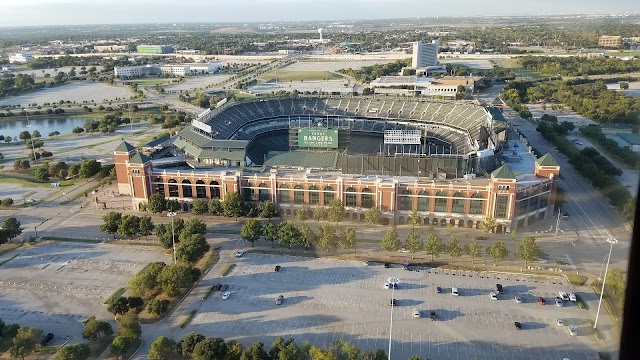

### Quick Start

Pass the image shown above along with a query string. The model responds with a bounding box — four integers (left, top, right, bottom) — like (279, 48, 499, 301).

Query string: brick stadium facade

(114, 142, 560, 232)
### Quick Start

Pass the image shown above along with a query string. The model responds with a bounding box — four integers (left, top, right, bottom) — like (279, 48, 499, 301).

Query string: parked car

(451, 287, 459, 296)
(413, 308, 420, 318)
(235, 250, 244, 257)
(275, 295, 284, 305)
(490, 292, 498, 300)
(384, 283, 391, 289)
(537, 297, 546, 305)
(514, 322, 522, 330)
(568, 325, 577, 336)
(275, 265, 282, 272)
(559, 292, 570, 301)
(222, 291, 231, 300)
(390, 299, 397, 306)
(514, 296, 522, 304)
(436, 286, 443, 294)
(220, 284, 229, 291)
(383, 263, 390, 268)
(555, 297, 564, 307)
(556, 318, 564, 327)
(214, 284, 222, 291)
(39, 333, 54, 346)
(430, 311, 436, 321)
(496, 284, 503, 293)
(568, 293, 577, 302)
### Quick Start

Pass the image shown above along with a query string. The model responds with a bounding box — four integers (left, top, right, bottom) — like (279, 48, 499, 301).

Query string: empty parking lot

(183, 253, 599, 360)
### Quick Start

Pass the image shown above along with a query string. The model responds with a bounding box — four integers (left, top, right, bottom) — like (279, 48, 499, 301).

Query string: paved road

(505, 110, 631, 276)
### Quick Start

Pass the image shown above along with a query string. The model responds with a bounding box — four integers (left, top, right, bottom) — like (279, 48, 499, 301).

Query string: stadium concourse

(113, 96, 560, 232)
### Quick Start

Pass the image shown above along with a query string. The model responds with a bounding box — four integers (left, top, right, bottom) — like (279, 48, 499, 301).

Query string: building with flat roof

(8, 53, 33, 64)
(136, 45, 174, 54)
(94, 45, 128, 52)
(599, 36, 623, 48)
(412, 40, 439, 68)
(114, 65, 160, 78)
(369, 75, 483, 97)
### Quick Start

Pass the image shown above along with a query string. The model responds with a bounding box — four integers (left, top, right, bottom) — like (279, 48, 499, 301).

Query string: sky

(0, 0, 638, 27)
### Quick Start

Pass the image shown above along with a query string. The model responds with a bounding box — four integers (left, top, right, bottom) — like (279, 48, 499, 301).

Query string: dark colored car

(496, 284, 503, 293)
(390, 299, 396, 306)
(39, 333, 54, 346)
(514, 322, 522, 330)
(275, 265, 281, 272)
(537, 297, 546, 305)
(436, 287, 443, 294)
(276, 295, 284, 305)
(384, 263, 390, 268)
(214, 283, 222, 291)
(220, 284, 229, 291)
(430, 311, 436, 321)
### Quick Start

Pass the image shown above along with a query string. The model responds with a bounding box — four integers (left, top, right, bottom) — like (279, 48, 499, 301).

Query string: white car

(556, 318, 564, 327)
(398, 248, 409, 253)
(559, 292, 570, 301)
(490, 292, 498, 300)
(384, 283, 390, 289)
(235, 250, 244, 257)
(568, 293, 577, 302)
(555, 297, 564, 307)
(451, 287, 459, 296)
(514, 296, 522, 304)
(222, 291, 231, 300)
(413, 308, 421, 318)
(568, 325, 577, 336)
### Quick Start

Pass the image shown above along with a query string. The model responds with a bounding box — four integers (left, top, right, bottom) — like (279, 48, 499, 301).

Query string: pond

(0, 116, 89, 140)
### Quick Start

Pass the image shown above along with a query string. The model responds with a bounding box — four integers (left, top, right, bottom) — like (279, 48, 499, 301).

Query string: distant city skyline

(1, 0, 639, 27)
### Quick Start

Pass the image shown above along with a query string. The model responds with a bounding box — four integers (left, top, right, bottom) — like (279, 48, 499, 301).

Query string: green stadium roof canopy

(491, 164, 516, 179)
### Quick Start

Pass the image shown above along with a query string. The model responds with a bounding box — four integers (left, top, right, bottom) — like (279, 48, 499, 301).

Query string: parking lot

(0, 241, 164, 341)
(185, 253, 598, 360)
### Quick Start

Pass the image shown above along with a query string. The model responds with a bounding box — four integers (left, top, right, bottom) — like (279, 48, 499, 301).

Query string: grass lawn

(0, 175, 53, 188)
(232, 92, 259, 99)
(258, 70, 343, 83)
(511, 67, 548, 80)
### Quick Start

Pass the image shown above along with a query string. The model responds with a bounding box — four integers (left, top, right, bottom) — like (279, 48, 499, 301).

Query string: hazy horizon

(1, 0, 639, 27)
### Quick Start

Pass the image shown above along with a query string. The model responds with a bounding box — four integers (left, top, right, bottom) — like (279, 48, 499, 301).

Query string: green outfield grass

(259, 70, 343, 83)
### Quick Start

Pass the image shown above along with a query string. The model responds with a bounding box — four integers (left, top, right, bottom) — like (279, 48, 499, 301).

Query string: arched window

(345, 187, 357, 207)
(279, 184, 290, 203)
(323, 186, 335, 205)
(452, 192, 465, 214)
(470, 193, 484, 215)
(258, 183, 270, 202)
(195, 180, 207, 199)
(399, 189, 413, 211)
(182, 180, 193, 198)
(155, 177, 165, 197)
(294, 185, 305, 204)
(361, 188, 373, 208)
(308, 185, 320, 205)
(243, 182, 254, 201)
(417, 190, 429, 211)
(434, 191, 447, 212)
(168, 179, 178, 197)
(209, 181, 220, 199)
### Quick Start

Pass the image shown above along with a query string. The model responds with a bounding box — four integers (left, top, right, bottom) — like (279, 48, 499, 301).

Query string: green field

(259, 71, 343, 83)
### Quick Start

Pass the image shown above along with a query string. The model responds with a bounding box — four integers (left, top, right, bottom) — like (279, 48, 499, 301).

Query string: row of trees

(149, 333, 391, 360)
(0, 198, 14, 208)
(154, 217, 210, 263)
(518, 56, 640, 77)
(0, 321, 44, 360)
(337, 59, 411, 83)
(580, 124, 640, 168)
(99, 212, 155, 239)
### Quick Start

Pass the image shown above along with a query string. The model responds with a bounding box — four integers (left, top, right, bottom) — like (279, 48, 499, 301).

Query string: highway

(505, 109, 631, 276)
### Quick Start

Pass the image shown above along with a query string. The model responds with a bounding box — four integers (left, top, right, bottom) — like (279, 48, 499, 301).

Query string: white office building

(369, 76, 458, 98)
(114, 65, 159, 78)
(9, 53, 33, 64)
(160, 65, 190, 76)
(411, 40, 438, 68)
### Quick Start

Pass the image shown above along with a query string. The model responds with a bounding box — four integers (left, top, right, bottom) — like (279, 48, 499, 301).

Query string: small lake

(0, 117, 90, 139)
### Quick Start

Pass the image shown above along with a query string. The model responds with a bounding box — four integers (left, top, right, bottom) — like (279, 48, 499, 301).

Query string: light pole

(126, 101, 133, 132)
(167, 211, 178, 265)
(555, 208, 568, 235)
(24, 108, 37, 164)
(388, 277, 399, 360)
(597, 254, 609, 282)
(594, 237, 618, 329)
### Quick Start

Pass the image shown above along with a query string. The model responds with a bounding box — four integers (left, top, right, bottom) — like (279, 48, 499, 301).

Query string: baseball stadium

(114, 96, 560, 232)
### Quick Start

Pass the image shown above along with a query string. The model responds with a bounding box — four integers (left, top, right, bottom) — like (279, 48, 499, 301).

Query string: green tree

(117, 215, 140, 239)
(299, 223, 316, 250)
(126, 296, 144, 311)
(146, 299, 171, 317)
(226, 340, 244, 360)
(31, 130, 41, 138)
(182, 217, 207, 236)
(327, 199, 345, 227)
(240, 219, 262, 246)
(106, 297, 130, 316)
(364, 207, 382, 226)
(79, 159, 101, 178)
(9, 327, 41, 360)
(313, 207, 327, 222)
(295, 205, 309, 222)
(424, 232, 443, 261)
(408, 210, 420, 231)
(208, 198, 223, 215)
(222, 192, 244, 217)
(148, 336, 176, 360)
(34, 165, 50, 182)
(178, 332, 205, 358)
(480, 216, 497, 233)
(404, 232, 422, 259)
(156, 264, 195, 296)
(257, 201, 278, 219)
(317, 223, 337, 252)
(148, 193, 167, 213)
(193, 337, 228, 360)
(339, 227, 357, 253)
(606, 267, 626, 306)
(176, 234, 210, 263)
(259, 222, 277, 248)
(99, 212, 122, 238)
(82, 316, 114, 340)
(129, 261, 166, 298)
(515, 235, 541, 268)
(117, 314, 141, 339)
(487, 240, 510, 265)
(466, 238, 484, 265)
(277, 220, 303, 248)
(138, 216, 155, 239)
(240, 341, 269, 360)
(191, 199, 208, 215)
(0, 217, 22, 244)
(380, 227, 401, 252)
(446, 236, 463, 260)
(110, 336, 133, 360)
(54, 344, 91, 360)
(19, 131, 31, 142)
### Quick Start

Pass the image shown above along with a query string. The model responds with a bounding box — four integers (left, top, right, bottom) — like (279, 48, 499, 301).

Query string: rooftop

(618, 132, 640, 146)
(114, 141, 135, 153)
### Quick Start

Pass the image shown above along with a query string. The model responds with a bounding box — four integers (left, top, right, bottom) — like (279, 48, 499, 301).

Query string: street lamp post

(555, 208, 567, 235)
(594, 237, 618, 329)
(24, 108, 37, 164)
(126, 101, 133, 132)
(167, 212, 178, 265)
